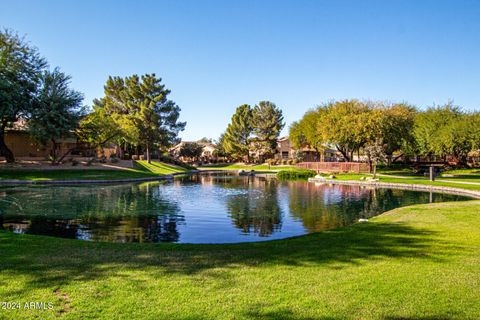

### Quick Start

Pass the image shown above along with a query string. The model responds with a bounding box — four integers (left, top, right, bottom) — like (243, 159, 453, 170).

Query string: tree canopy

(178, 142, 203, 160)
(80, 74, 186, 162)
(251, 101, 285, 160)
(223, 104, 253, 161)
(29, 68, 84, 164)
(290, 100, 417, 162)
(222, 101, 284, 162)
(0, 29, 48, 162)
(413, 103, 480, 163)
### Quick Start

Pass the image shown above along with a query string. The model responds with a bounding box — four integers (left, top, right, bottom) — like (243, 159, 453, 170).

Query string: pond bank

(308, 177, 480, 199)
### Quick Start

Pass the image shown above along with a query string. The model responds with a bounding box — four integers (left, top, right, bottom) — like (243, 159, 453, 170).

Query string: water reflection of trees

(287, 183, 465, 233)
(0, 182, 184, 243)
(0, 176, 469, 243)
(224, 177, 283, 237)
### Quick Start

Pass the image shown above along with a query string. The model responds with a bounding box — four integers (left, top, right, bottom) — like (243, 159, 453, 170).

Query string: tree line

(3, 29, 479, 166)
(290, 99, 480, 165)
(0, 29, 185, 164)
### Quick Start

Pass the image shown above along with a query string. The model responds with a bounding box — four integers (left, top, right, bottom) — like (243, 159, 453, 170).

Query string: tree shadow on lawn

(0, 221, 460, 293)
(441, 174, 480, 180)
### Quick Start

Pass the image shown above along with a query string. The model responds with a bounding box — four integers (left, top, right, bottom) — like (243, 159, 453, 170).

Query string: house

(1, 120, 93, 160)
(274, 136, 342, 162)
(0, 119, 95, 160)
(169, 141, 218, 163)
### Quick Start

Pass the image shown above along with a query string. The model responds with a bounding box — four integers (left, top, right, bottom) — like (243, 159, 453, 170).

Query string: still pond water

(0, 173, 470, 243)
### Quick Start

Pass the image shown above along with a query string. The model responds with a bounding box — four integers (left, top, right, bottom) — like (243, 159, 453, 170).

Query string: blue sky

(2, 0, 479, 140)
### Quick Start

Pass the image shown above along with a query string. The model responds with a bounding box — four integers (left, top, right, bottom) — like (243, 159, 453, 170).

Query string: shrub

(110, 156, 119, 163)
(71, 159, 79, 166)
(131, 155, 139, 161)
(281, 159, 288, 165)
(276, 169, 316, 180)
(287, 159, 294, 165)
(139, 155, 145, 161)
(85, 158, 95, 166)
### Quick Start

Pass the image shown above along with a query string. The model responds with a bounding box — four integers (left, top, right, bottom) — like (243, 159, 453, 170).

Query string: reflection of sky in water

(0, 174, 471, 243)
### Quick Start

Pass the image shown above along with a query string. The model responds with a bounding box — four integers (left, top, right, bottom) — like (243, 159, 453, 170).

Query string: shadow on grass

(441, 174, 480, 180)
(241, 303, 339, 320)
(133, 160, 185, 174)
(0, 220, 453, 294)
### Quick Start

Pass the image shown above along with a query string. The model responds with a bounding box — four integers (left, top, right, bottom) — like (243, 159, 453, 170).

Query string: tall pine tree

(223, 104, 253, 162)
(251, 101, 284, 161)
(90, 74, 186, 162)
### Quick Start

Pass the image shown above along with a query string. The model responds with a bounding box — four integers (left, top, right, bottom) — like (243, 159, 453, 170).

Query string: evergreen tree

(0, 29, 48, 162)
(223, 104, 253, 161)
(29, 68, 84, 164)
(215, 132, 228, 159)
(251, 101, 284, 161)
(92, 74, 186, 163)
(179, 142, 203, 161)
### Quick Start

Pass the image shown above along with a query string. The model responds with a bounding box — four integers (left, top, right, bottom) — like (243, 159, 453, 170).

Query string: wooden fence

(297, 162, 371, 173)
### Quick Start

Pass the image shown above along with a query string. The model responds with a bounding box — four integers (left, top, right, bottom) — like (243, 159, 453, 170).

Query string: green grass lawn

(1, 164, 480, 318)
(1, 200, 479, 319)
(320, 169, 480, 192)
(0, 161, 188, 181)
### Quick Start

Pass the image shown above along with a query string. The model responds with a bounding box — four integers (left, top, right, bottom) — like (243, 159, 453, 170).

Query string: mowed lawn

(324, 168, 480, 192)
(1, 200, 479, 319)
(0, 161, 189, 181)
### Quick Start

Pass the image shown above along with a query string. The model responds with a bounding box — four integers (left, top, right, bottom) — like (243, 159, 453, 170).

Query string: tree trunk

(335, 145, 350, 162)
(146, 144, 151, 163)
(57, 148, 75, 164)
(392, 153, 403, 163)
(386, 153, 393, 166)
(373, 161, 377, 179)
(0, 125, 15, 163)
(51, 138, 58, 165)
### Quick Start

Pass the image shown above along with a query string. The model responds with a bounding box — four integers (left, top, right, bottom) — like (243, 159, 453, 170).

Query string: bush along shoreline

(276, 169, 317, 180)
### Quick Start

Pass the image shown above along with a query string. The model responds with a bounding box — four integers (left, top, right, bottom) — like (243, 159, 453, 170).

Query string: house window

(282, 151, 289, 159)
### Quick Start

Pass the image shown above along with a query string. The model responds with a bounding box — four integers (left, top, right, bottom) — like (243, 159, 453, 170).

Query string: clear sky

(1, 0, 479, 140)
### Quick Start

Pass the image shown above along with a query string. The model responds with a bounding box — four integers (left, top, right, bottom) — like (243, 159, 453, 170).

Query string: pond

(0, 173, 471, 243)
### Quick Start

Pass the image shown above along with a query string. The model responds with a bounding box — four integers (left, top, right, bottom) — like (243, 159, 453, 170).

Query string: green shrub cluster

(276, 169, 316, 180)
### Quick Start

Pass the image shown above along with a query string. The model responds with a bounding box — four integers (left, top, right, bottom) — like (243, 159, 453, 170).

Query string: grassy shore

(0, 161, 188, 181)
(0, 200, 479, 319)
(325, 168, 480, 191)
